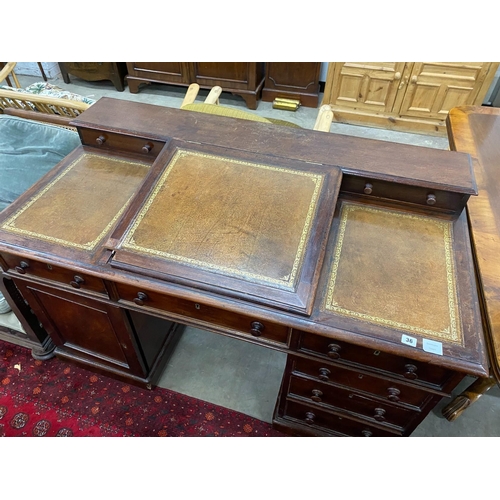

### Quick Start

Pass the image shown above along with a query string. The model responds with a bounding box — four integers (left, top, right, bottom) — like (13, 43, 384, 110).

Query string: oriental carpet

(0, 340, 285, 437)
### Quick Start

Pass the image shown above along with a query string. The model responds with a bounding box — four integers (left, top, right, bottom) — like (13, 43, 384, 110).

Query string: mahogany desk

(443, 106, 500, 420)
(0, 98, 488, 436)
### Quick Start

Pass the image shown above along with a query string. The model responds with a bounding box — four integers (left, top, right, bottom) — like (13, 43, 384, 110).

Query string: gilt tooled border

(121, 149, 324, 289)
(1, 153, 149, 251)
(325, 203, 462, 344)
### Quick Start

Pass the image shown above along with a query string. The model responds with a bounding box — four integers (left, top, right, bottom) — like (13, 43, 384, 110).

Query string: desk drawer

(115, 282, 290, 346)
(295, 330, 455, 390)
(1, 253, 108, 296)
(341, 174, 463, 212)
(279, 399, 399, 437)
(291, 356, 432, 408)
(79, 128, 165, 158)
(287, 375, 417, 430)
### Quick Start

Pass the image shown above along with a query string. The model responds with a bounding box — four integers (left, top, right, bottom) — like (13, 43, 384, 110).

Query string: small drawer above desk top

(78, 128, 165, 159)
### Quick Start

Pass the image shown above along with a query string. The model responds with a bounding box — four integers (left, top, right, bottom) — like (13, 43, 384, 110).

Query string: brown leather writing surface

(324, 202, 462, 344)
(1, 152, 150, 251)
(122, 149, 323, 289)
(111, 146, 342, 314)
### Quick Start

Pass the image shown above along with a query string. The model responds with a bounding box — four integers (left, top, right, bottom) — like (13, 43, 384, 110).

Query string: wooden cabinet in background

(58, 62, 128, 92)
(262, 62, 321, 108)
(322, 62, 499, 135)
(126, 62, 265, 109)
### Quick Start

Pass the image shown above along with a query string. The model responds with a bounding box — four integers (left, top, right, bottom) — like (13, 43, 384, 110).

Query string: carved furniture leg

(442, 376, 497, 421)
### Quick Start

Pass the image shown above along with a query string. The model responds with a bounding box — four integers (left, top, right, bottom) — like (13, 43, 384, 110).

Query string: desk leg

(442, 376, 497, 421)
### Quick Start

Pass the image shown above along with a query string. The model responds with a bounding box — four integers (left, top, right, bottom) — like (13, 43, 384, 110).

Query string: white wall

(14, 62, 61, 79)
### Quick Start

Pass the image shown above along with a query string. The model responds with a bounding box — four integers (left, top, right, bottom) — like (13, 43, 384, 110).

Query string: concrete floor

(11, 71, 500, 437)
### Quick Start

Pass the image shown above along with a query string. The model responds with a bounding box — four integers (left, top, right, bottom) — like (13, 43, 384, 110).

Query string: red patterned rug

(0, 340, 285, 437)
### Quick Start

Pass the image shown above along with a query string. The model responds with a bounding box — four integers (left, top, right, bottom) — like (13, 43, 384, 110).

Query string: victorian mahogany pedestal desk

(442, 106, 500, 420)
(0, 98, 488, 437)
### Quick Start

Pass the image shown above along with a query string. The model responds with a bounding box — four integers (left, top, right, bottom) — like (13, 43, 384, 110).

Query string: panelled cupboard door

(14, 280, 147, 377)
(126, 62, 192, 85)
(324, 62, 407, 113)
(398, 62, 494, 120)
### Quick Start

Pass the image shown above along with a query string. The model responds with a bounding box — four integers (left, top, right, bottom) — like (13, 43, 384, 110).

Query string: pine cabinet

(322, 62, 499, 135)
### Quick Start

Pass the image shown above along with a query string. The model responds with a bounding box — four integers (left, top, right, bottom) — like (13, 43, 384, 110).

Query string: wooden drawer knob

(426, 194, 436, 205)
(327, 343, 341, 359)
(311, 389, 323, 403)
(95, 135, 106, 145)
(70, 275, 85, 289)
(363, 183, 373, 195)
(387, 387, 401, 402)
(305, 411, 316, 424)
(133, 292, 148, 306)
(15, 261, 29, 274)
(404, 364, 418, 380)
(373, 408, 386, 422)
(250, 321, 265, 337)
(142, 143, 153, 154)
(318, 367, 330, 381)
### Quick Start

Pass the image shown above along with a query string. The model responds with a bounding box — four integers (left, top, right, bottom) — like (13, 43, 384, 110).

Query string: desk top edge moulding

(0, 97, 489, 436)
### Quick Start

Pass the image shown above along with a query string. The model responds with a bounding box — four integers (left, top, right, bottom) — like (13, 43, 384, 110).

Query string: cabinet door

(15, 280, 147, 377)
(192, 62, 263, 90)
(398, 62, 494, 120)
(324, 62, 407, 113)
(126, 62, 192, 85)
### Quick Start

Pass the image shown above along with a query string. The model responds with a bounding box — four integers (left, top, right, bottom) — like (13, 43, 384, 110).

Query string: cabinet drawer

(341, 174, 464, 213)
(115, 282, 290, 346)
(295, 330, 455, 390)
(279, 399, 399, 437)
(291, 356, 432, 408)
(1, 253, 108, 296)
(78, 128, 165, 158)
(288, 375, 417, 430)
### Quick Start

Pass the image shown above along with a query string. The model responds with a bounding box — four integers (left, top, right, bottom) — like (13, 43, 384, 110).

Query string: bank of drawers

(274, 330, 457, 436)
(114, 282, 290, 347)
(0, 253, 108, 296)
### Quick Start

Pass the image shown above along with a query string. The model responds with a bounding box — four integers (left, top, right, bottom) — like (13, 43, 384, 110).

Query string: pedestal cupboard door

(399, 63, 494, 120)
(325, 63, 407, 113)
(14, 280, 147, 377)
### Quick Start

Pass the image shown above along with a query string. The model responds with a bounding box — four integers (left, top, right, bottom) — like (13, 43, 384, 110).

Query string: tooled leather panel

(1, 153, 149, 251)
(121, 149, 324, 289)
(324, 202, 462, 344)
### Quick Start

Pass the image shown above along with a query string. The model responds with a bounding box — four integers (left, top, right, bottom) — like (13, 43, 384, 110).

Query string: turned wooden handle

(327, 343, 341, 359)
(250, 321, 265, 337)
(387, 387, 401, 402)
(318, 367, 330, 381)
(70, 275, 85, 289)
(15, 261, 29, 274)
(404, 364, 418, 380)
(311, 389, 323, 403)
(305, 411, 316, 424)
(95, 135, 106, 145)
(133, 292, 148, 306)
(373, 408, 386, 422)
(142, 143, 153, 154)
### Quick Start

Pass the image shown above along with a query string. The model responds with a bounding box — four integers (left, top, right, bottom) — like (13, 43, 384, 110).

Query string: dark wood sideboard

(0, 98, 488, 437)
(262, 62, 321, 108)
(125, 63, 265, 109)
(58, 63, 128, 92)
